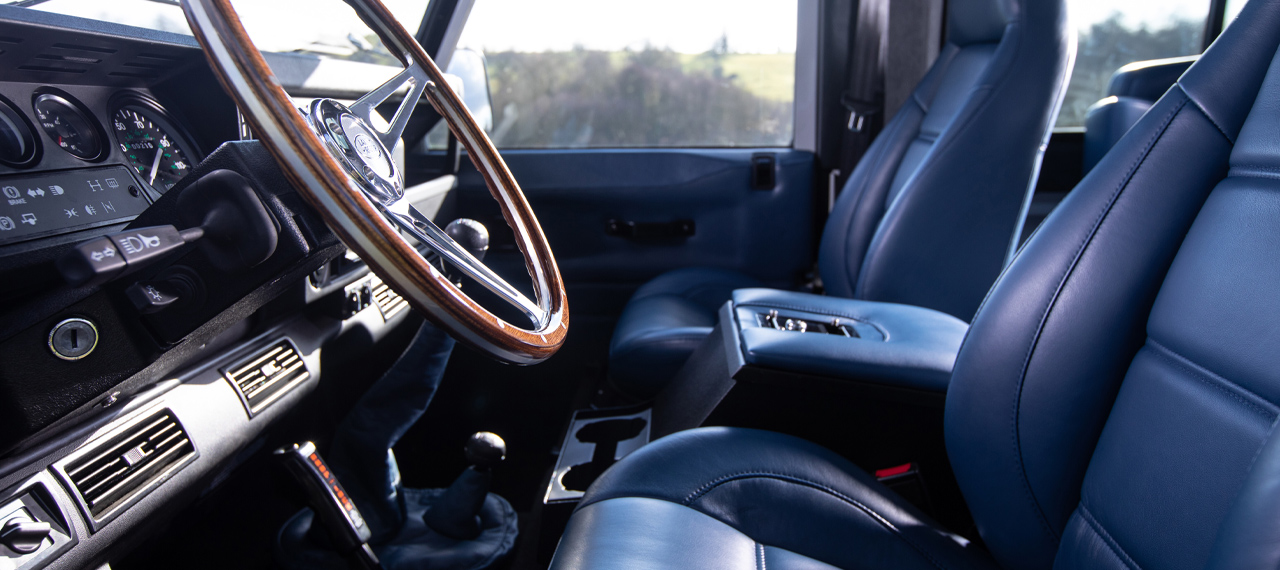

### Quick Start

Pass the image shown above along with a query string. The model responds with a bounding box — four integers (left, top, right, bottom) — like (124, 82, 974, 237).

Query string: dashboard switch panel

(0, 165, 150, 246)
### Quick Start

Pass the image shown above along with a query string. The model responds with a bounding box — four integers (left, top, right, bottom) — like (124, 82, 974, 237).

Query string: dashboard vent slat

(50, 42, 116, 54)
(372, 278, 408, 319)
(17, 64, 86, 74)
(62, 409, 195, 522)
(223, 339, 310, 416)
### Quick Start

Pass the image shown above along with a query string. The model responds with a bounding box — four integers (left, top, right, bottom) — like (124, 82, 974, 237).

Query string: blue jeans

(328, 320, 456, 541)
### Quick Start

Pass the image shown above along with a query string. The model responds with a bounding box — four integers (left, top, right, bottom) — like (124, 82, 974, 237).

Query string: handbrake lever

(275, 442, 382, 570)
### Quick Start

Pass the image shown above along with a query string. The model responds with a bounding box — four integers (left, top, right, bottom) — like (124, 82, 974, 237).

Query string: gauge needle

(148, 148, 163, 185)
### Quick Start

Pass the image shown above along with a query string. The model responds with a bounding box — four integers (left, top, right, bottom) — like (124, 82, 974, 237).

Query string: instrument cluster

(0, 89, 199, 194)
(0, 87, 202, 247)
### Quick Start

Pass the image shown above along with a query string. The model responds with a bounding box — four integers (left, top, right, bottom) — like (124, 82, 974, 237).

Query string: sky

(1072, 0, 1214, 29)
(18, 0, 1225, 55)
(457, 0, 1215, 55)
(457, 0, 798, 54)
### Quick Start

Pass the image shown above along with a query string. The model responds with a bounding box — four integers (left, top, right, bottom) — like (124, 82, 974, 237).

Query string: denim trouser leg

(328, 320, 456, 541)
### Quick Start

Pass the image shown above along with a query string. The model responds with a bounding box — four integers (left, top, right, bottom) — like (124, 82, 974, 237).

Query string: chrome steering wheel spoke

(380, 198, 547, 329)
(349, 64, 429, 152)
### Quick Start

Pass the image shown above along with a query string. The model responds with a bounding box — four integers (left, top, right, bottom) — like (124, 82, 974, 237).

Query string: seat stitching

(611, 335, 709, 360)
(756, 542, 766, 570)
(1228, 164, 1280, 173)
(1177, 82, 1234, 143)
(1007, 97, 1191, 542)
(622, 333, 711, 345)
(1227, 167, 1280, 181)
(611, 333, 706, 350)
(682, 471, 949, 570)
(1145, 339, 1278, 420)
(1076, 505, 1142, 570)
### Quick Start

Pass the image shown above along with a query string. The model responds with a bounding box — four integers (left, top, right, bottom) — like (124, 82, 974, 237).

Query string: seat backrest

(1083, 56, 1198, 173)
(818, 0, 1071, 321)
(944, 2, 1280, 568)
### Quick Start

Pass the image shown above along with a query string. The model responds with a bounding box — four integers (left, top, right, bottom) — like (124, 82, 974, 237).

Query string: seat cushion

(608, 268, 762, 398)
(550, 427, 997, 570)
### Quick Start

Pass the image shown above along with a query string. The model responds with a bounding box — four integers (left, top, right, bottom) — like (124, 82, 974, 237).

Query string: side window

(446, 0, 798, 149)
(1224, 0, 1249, 24)
(1056, 1, 1211, 128)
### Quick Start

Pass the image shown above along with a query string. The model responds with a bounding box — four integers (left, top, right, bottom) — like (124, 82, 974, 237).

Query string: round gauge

(111, 101, 198, 194)
(32, 93, 104, 161)
(0, 96, 38, 168)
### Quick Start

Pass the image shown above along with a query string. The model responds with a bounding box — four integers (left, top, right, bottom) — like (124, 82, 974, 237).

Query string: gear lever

(422, 432, 506, 540)
(444, 219, 489, 262)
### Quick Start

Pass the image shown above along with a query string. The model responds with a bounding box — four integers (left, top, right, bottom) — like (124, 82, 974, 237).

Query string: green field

(688, 53, 796, 102)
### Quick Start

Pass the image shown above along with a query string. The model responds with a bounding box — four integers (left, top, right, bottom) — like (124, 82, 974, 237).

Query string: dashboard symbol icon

(2, 186, 17, 199)
(0, 216, 12, 231)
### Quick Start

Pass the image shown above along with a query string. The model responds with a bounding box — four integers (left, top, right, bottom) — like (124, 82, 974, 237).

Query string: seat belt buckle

(841, 95, 881, 133)
(875, 463, 935, 513)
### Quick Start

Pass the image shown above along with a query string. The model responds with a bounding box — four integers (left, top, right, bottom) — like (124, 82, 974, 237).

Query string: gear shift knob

(423, 431, 507, 540)
(445, 218, 489, 262)
(465, 432, 506, 469)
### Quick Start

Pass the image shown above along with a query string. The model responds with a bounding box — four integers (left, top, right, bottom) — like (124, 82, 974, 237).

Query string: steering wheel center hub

(307, 98, 402, 205)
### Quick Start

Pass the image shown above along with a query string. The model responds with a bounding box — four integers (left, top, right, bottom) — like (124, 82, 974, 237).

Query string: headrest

(947, 0, 1014, 46)
(1107, 56, 1198, 101)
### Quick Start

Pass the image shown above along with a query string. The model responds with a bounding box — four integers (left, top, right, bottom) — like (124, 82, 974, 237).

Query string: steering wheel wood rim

(182, 0, 568, 364)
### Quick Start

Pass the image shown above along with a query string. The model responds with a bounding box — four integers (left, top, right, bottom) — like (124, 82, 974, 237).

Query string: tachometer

(33, 92, 104, 161)
(111, 100, 198, 194)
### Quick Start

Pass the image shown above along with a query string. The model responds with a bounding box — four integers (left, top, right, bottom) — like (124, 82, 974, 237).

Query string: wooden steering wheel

(181, 0, 568, 364)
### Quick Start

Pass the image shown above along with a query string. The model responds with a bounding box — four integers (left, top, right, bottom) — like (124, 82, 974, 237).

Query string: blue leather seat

(551, 1, 1280, 567)
(608, 0, 1074, 398)
(1083, 56, 1197, 173)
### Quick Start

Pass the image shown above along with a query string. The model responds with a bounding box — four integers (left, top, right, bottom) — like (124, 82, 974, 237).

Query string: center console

(643, 288, 973, 529)
(651, 288, 970, 438)
(729, 288, 968, 392)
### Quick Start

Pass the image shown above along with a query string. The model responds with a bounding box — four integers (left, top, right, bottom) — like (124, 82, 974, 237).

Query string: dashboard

(0, 6, 456, 569)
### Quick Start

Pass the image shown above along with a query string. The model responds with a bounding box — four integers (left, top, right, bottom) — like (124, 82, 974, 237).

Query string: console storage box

(652, 288, 969, 441)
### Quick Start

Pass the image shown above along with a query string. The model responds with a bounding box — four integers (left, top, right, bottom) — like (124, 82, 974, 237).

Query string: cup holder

(560, 418, 647, 492)
(546, 408, 651, 503)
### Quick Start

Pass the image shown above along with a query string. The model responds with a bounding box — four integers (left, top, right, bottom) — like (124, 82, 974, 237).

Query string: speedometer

(111, 99, 199, 194)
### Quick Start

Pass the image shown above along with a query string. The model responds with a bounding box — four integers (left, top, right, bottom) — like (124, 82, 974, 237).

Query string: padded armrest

(731, 289, 969, 392)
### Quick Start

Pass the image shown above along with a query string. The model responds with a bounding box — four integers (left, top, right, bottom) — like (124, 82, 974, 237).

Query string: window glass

(7, 0, 430, 63)
(453, 0, 798, 149)
(1057, 0, 1209, 128)
(1224, 0, 1249, 25)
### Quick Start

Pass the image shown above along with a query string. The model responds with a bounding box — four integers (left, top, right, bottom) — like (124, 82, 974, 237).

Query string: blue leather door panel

(452, 148, 815, 315)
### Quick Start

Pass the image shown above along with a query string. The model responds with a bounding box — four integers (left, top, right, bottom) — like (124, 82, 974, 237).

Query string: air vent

(60, 408, 196, 529)
(371, 276, 408, 319)
(223, 339, 310, 416)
